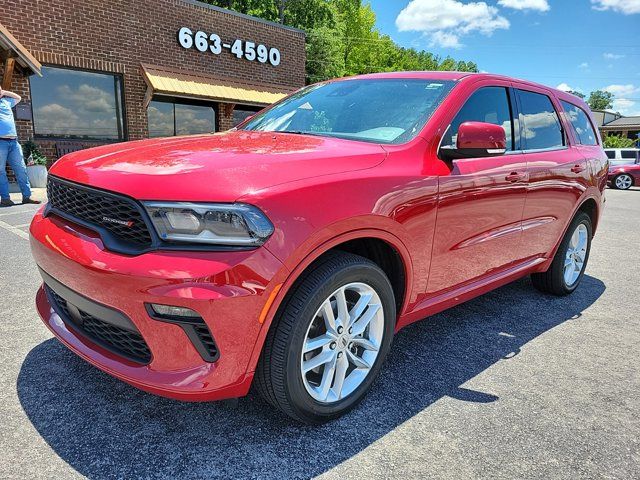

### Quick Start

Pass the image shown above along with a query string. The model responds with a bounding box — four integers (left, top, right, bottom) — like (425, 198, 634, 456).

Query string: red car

(608, 161, 640, 190)
(30, 72, 607, 423)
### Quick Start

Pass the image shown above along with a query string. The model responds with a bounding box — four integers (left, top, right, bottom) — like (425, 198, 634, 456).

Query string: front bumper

(30, 208, 287, 401)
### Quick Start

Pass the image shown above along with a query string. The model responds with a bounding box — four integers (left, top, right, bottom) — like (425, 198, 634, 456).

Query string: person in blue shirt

(0, 88, 40, 207)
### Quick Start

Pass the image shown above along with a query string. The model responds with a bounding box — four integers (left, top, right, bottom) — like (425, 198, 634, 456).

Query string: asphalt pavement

(0, 187, 638, 479)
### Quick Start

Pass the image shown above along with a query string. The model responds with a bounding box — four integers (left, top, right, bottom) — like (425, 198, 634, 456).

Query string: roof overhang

(600, 124, 640, 130)
(140, 63, 293, 108)
(0, 23, 41, 76)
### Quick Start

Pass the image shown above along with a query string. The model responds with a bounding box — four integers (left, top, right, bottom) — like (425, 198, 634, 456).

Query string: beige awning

(0, 23, 41, 76)
(140, 63, 292, 107)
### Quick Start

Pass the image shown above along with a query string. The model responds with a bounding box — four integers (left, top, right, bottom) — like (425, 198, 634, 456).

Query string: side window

(605, 150, 615, 159)
(621, 150, 637, 159)
(442, 87, 514, 151)
(517, 90, 565, 150)
(561, 101, 598, 146)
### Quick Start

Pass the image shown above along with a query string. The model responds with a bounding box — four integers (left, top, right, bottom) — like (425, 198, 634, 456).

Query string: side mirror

(440, 121, 507, 161)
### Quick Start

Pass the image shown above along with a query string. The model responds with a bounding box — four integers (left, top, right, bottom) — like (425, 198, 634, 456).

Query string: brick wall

(1, 0, 305, 179)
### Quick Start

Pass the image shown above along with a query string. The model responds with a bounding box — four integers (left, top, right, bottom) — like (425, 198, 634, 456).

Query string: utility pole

(278, 0, 286, 24)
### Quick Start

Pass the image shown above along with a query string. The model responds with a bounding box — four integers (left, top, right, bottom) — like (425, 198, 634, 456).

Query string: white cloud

(396, 0, 510, 48)
(591, 0, 640, 14)
(578, 62, 589, 69)
(430, 31, 462, 48)
(602, 84, 640, 115)
(557, 83, 576, 92)
(498, 0, 550, 11)
(603, 52, 625, 59)
(603, 83, 640, 97)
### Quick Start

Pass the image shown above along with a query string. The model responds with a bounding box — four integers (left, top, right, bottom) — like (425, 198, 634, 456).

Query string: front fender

(245, 225, 414, 375)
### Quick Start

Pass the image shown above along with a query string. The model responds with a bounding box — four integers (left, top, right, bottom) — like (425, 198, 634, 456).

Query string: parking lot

(0, 187, 638, 479)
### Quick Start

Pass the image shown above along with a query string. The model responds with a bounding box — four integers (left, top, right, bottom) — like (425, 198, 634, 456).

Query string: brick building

(0, 0, 306, 181)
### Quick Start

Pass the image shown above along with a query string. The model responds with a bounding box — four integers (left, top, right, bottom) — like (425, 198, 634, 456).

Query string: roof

(602, 116, 640, 128)
(0, 23, 41, 76)
(182, 0, 305, 35)
(336, 71, 474, 82)
(328, 71, 577, 95)
(140, 64, 294, 106)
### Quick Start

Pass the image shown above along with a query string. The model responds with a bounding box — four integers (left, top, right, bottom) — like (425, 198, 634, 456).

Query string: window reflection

(233, 106, 261, 127)
(29, 66, 125, 140)
(518, 90, 564, 150)
(561, 101, 597, 146)
(147, 100, 216, 137)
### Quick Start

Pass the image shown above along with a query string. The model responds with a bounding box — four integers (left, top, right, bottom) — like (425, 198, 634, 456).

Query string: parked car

(608, 156, 640, 190)
(30, 72, 607, 424)
(604, 147, 640, 166)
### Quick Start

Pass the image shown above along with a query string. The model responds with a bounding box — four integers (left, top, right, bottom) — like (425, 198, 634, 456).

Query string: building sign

(177, 27, 281, 67)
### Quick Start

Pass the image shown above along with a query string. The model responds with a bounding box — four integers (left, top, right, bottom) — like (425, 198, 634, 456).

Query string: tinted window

(148, 100, 216, 137)
(518, 90, 564, 150)
(233, 106, 261, 127)
(29, 66, 125, 140)
(243, 79, 455, 144)
(605, 150, 616, 159)
(442, 87, 514, 151)
(621, 150, 637, 159)
(561, 101, 598, 145)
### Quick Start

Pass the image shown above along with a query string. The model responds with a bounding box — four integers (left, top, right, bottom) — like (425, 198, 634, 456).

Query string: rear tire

(255, 252, 395, 424)
(531, 211, 592, 296)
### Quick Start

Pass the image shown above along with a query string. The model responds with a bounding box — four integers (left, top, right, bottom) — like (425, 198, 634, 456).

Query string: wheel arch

(246, 229, 413, 374)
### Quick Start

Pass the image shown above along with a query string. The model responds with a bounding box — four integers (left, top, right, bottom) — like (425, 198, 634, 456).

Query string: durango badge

(101, 216, 134, 228)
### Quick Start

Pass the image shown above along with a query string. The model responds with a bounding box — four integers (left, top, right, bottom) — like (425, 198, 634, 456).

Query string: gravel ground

(0, 187, 638, 479)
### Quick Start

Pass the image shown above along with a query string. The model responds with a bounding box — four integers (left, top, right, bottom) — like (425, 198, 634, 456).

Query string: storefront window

(29, 66, 125, 140)
(147, 100, 216, 137)
(233, 106, 261, 127)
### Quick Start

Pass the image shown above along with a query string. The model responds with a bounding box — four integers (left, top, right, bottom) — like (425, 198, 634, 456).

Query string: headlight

(143, 202, 274, 246)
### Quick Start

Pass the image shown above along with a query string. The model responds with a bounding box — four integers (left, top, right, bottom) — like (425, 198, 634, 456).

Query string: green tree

(202, 0, 479, 83)
(588, 90, 614, 110)
(568, 90, 585, 99)
(603, 134, 636, 148)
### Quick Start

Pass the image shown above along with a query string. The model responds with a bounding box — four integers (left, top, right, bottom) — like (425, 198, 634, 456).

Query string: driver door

(427, 84, 529, 295)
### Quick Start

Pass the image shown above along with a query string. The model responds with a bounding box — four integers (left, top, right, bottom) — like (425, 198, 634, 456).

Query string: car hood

(50, 130, 387, 202)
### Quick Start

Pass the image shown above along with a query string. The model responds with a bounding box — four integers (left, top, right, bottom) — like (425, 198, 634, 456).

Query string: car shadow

(17, 275, 605, 479)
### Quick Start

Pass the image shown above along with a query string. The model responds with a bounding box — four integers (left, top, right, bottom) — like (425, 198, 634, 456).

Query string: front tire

(531, 211, 592, 296)
(613, 173, 633, 190)
(255, 252, 396, 424)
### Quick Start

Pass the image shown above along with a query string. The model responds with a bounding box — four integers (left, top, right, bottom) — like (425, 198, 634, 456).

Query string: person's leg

(7, 140, 32, 200)
(0, 141, 13, 204)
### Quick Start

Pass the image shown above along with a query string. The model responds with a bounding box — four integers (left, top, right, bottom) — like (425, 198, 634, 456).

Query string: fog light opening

(149, 303, 201, 320)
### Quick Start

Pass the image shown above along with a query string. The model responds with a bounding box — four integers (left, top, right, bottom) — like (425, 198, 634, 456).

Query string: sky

(367, 0, 640, 116)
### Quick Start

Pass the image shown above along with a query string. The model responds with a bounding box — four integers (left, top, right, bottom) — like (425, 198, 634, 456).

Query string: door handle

(571, 164, 585, 173)
(505, 172, 524, 182)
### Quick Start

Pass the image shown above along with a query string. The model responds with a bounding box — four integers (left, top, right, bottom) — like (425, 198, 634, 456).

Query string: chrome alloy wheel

(615, 174, 633, 190)
(300, 282, 384, 404)
(564, 223, 588, 287)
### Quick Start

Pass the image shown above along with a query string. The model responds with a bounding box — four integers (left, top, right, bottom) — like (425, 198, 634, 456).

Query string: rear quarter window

(605, 150, 616, 159)
(561, 101, 598, 146)
(621, 150, 637, 159)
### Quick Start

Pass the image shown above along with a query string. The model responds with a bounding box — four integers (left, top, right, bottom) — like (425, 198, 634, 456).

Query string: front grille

(46, 285, 152, 364)
(47, 176, 153, 249)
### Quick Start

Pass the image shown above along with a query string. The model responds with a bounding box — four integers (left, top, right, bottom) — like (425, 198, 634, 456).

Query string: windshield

(241, 79, 456, 144)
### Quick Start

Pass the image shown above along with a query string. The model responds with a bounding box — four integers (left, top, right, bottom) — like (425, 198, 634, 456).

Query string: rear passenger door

(516, 87, 590, 260)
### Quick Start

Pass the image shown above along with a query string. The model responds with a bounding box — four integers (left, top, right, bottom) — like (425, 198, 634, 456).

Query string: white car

(605, 148, 640, 166)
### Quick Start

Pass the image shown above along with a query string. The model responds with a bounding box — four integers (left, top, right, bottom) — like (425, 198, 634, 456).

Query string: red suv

(30, 72, 607, 423)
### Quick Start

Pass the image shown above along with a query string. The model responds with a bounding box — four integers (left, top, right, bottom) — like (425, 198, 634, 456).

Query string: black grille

(193, 323, 219, 360)
(47, 176, 153, 248)
(47, 286, 152, 364)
